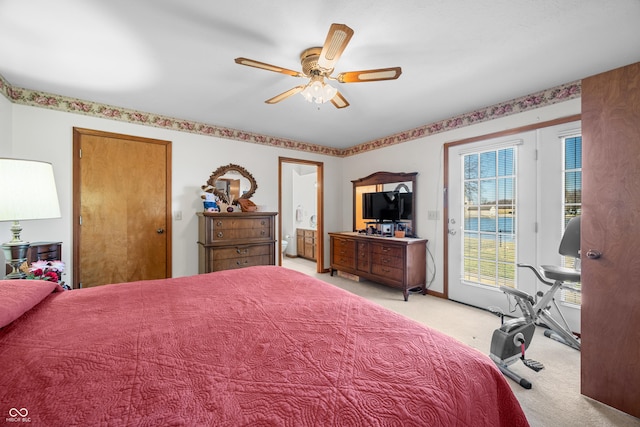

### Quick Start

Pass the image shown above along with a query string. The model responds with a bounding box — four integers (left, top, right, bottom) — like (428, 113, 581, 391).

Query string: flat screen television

(362, 191, 413, 222)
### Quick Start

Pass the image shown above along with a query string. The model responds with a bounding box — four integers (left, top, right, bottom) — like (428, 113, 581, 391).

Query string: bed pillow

(0, 279, 63, 328)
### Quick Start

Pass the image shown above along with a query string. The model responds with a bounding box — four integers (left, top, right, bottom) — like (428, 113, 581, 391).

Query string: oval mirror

(202, 163, 258, 205)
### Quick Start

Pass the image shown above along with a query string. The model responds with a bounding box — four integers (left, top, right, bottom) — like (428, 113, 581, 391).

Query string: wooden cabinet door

(73, 128, 172, 288)
(296, 230, 304, 257)
(581, 62, 640, 418)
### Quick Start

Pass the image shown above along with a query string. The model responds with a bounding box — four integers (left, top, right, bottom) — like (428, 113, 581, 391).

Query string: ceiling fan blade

(265, 85, 306, 104)
(331, 91, 350, 109)
(235, 57, 303, 77)
(317, 23, 354, 71)
(336, 67, 402, 83)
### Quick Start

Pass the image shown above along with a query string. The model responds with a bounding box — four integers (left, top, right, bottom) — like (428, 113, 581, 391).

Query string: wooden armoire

(581, 61, 640, 418)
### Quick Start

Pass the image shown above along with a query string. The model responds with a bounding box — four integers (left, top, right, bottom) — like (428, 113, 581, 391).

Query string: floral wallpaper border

(0, 74, 580, 158)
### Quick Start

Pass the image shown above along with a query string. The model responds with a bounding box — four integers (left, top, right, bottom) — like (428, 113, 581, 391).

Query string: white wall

(0, 94, 11, 156)
(293, 171, 317, 228)
(0, 104, 343, 281)
(281, 164, 294, 255)
(340, 98, 581, 294)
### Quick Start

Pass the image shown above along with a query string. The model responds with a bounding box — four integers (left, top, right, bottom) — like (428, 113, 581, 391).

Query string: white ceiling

(1, 0, 639, 150)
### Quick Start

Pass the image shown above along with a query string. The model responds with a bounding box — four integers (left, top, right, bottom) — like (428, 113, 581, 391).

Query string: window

(562, 135, 582, 304)
(463, 147, 516, 288)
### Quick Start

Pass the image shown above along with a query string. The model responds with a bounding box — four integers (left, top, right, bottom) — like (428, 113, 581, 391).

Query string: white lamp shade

(0, 158, 61, 221)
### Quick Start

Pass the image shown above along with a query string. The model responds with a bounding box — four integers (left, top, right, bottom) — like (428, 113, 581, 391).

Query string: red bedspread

(0, 266, 528, 426)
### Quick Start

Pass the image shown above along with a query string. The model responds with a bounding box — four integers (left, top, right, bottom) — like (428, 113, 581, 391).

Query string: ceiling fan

(234, 23, 402, 109)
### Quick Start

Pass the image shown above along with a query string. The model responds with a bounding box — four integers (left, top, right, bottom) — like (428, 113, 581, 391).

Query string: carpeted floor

(283, 257, 640, 427)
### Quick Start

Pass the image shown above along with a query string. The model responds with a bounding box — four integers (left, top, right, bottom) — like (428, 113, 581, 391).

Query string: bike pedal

(522, 358, 544, 372)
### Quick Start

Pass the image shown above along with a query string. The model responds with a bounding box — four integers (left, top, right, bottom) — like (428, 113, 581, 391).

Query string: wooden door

(581, 62, 640, 418)
(73, 128, 172, 288)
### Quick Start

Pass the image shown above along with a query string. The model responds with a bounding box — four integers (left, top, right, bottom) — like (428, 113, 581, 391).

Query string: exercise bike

(489, 216, 582, 388)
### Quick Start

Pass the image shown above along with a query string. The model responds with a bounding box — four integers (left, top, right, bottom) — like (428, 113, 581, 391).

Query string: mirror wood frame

(352, 171, 418, 236)
(203, 163, 257, 205)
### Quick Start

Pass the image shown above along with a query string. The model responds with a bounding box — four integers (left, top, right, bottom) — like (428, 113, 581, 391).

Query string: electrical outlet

(174, 210, 182, 221)
(427, 210, 439, 220)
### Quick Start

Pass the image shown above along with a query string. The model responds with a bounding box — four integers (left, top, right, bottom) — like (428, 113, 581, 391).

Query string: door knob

(586, 249, 601, 259)
(157, 228, 165, 234)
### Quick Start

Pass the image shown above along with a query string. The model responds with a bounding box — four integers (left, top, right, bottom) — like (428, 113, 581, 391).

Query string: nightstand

(4, 241, 62, 276)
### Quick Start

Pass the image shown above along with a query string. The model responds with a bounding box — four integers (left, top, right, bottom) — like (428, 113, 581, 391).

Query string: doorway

(278, 157, 324, 274)
(443, 116, 581, 327)
(447, 132, 537, 312)
(72, 128, 172, 288)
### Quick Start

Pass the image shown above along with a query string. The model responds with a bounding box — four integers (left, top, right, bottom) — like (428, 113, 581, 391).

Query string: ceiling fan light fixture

(300, 80, 337, 104)
(235, 23, 400, 108)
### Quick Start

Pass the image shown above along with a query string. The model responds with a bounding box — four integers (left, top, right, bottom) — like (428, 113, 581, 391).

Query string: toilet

(281, 238, 289, 256)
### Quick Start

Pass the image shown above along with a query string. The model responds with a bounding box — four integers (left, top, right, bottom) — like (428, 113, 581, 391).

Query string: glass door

(448, 132, 537, 312)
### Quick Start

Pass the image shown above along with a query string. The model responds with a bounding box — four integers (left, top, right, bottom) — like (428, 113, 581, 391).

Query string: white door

(448, 132, 538, 313)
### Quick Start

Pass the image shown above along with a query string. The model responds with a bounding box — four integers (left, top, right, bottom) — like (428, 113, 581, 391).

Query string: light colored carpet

(283, 257, 640, 427)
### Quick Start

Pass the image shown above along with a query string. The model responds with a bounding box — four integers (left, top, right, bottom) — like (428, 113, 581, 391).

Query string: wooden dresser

(329, 232, 428, 301)
(197, 212, 277, 273)
(296, 228, 317, 261)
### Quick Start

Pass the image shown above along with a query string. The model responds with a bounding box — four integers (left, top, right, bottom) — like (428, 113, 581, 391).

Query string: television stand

(329, 231, 428, 301)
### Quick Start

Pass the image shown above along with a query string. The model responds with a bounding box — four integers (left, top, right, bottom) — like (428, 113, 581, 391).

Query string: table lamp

(0, 158, 61, 279)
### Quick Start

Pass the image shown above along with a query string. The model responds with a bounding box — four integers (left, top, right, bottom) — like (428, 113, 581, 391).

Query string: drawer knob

(217, 232, 224, 238)
(216, 221, 223, 226)
(236, 248, 248, 254)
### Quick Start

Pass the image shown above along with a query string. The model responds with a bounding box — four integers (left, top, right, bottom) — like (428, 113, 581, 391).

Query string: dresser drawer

(210, 244, 272, 260)
(371, 250, 403, 266)
(210, 217, 271, 230)
(371, 263, 404, 283)
(332, 237, 356, 269)
(370, 243, 403, 259)
(371, 243, 404, 283)
(212, 254, 273, 271)
(203, 217, 273, 242)
(211, 228, 271, 241)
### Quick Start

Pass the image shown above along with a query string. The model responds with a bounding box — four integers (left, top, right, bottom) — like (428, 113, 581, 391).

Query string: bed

(1, 266, 528, 426)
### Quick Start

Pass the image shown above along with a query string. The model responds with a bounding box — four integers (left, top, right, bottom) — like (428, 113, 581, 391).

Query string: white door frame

(447, 132, 537, 312)
(442, 116, 581, 304)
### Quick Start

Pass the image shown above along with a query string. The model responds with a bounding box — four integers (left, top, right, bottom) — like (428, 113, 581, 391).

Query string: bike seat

(539, 265, 580, 283)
